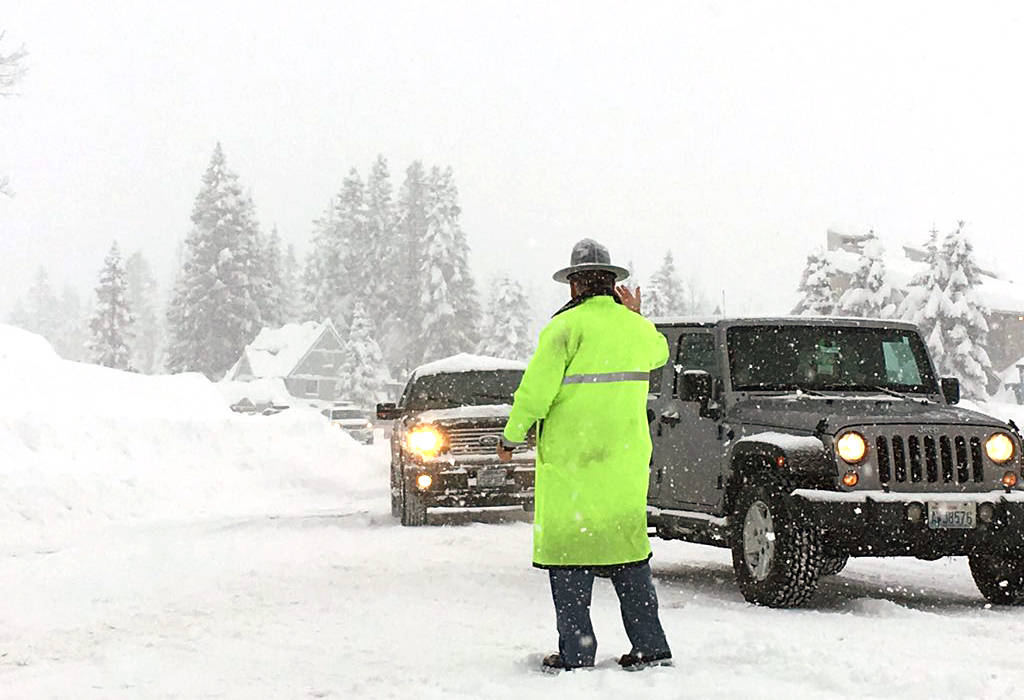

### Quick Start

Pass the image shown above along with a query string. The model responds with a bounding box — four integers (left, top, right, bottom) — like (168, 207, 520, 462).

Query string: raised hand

(615, 285, 642, 314)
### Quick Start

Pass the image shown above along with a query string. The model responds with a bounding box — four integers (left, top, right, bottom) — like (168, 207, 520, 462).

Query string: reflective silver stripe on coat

(562, 371, 650, 385)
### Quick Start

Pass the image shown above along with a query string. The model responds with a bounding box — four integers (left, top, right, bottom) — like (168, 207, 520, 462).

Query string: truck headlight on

(406, 425, 446, 457)
(985, 433, 1015, 464)
(836, 431, 868, 464)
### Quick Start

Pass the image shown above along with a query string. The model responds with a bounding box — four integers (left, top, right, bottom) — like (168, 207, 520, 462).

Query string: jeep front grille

(446, 426, 504, 456)
(875, 434, 984, 485)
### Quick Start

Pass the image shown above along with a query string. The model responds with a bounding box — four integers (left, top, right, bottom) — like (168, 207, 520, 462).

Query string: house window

(306, 379, 319, 396)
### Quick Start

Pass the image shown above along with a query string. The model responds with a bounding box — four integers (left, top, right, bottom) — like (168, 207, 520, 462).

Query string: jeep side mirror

(941, 377, 960, 405)
(376, 402, 401, 420)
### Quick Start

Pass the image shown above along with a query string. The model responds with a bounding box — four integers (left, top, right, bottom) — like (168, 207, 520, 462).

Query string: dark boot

(617, 651, 674, 671)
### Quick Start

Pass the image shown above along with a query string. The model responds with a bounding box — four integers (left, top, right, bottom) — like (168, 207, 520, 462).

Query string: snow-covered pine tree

(53, 286, 89, 361)
(280, 242, 303, 323)
(165, 143, 266, 379)
(646, 250, 687, 317)
(261, 225, 286, 327)
(941, 221, 992, 399)
(366, 155, 398, 330)
(385, 160, 430, 376)
(303, 169, 369, 331)
(897, 228, 951, 366)
(836, 233, 897, 319)
(416, 166, 481, 364)
(477, 276, 534, 361)
(338, 302, 390, 406)
(88, 241, 134, 370)
(124, 252, 163, 373)
(794, 250, 838, 316)
(304, 196, 345, 322)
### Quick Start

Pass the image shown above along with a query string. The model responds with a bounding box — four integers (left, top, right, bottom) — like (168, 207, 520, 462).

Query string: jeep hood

(728, 395, 1010, 434)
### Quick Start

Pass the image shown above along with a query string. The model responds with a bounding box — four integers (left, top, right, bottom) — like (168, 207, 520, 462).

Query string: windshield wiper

(469, 393, 514, 402)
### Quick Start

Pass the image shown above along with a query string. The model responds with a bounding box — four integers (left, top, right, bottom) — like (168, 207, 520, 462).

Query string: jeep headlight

(985, 433, 1015, 464)
(836, 431, 868, 464)
(406, 425, 446, 457)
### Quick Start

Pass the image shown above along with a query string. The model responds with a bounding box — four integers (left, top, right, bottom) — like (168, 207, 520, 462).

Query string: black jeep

(377, 354, 535, 526)
(647, 317, 1024, 607)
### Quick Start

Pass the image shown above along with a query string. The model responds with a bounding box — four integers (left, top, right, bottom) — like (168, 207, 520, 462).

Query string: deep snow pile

(0, 324, 377, 549)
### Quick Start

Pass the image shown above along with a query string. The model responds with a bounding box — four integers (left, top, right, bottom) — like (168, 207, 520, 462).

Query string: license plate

(927, 502, 977, 529)
(476, 469, 507, 488)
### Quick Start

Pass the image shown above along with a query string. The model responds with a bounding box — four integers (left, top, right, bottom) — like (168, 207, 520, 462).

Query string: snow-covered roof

(230, 321, 336, 379)
(824, 247, 1024, 314)
(411, 353, 527, 379)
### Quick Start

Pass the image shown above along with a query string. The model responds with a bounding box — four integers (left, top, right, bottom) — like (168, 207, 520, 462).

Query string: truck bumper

(407, 462, 535, 509)
(791, 489, 1024, 557)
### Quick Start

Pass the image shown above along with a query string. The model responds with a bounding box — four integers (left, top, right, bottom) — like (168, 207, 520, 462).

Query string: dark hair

(568, 270, 617, 299)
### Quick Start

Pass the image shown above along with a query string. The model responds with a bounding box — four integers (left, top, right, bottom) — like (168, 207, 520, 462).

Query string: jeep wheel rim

(743, 500, 775, 581)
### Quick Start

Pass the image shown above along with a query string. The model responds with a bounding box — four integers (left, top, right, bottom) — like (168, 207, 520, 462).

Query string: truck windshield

(403, 370, 524, 410)
(727, 325, 939, 395)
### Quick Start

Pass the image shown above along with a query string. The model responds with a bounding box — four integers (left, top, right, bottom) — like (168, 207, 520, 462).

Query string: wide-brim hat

(553, 238, 630, 284)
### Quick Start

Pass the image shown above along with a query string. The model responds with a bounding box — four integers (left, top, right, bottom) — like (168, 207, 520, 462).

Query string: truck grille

(446, 426, 504, 456)
(875, 434, 984, 485)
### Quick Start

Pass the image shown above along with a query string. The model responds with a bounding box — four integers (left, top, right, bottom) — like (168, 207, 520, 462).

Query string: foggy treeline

(6, 143, 708, 389)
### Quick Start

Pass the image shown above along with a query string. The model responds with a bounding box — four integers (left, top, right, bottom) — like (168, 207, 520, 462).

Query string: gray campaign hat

(552, 238, 631, 284)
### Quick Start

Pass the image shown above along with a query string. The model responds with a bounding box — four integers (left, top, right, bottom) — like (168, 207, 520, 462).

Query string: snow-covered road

(4, 439, 1024, 699)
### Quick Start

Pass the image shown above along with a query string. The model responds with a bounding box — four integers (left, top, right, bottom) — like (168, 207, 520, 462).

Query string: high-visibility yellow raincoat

(503, 295, 669, 567)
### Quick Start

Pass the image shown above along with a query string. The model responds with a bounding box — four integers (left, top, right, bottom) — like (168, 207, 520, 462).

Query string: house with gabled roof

(226, 320, 347, 404)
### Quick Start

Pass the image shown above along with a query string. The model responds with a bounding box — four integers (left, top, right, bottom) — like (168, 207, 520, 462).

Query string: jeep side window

(673, 331, 718, 396)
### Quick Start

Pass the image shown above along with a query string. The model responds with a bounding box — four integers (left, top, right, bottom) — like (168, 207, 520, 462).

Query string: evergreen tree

(417, 166, 481, 363)
(477, 276, 534, 361)
(385, 161, 430, 375)
(124, 251, 163, 373)
(304, 196, 345, 322)
(646, 250, 687, 317)
(366, 155, 398, 328)
(303, 169, 369, 330)
(941, 221, 991, 398)
(87, 241, 134, 370)
(794, 250, 838, 316)
(166, 143, 267, 378)
(280, 242, 303, 323)
(261, 225, 286, 327)
(338, 302, 390, 406)
(8, 267, 61, 344)
(897, 228, 951, 366)
(836, 233, 897, 319)
(56, 285, 89, 362)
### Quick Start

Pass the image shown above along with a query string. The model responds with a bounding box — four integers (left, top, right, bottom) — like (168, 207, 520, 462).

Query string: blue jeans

(549, 561, 671, 667)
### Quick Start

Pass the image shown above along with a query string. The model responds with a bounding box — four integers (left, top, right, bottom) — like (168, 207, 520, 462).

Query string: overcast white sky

(2, 1, 1023, 318)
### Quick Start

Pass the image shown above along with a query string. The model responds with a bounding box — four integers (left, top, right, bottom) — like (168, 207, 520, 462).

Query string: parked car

(377, 354, 535, 526)
(647, 317, 1024, 607)
(322, 405, 375, 444)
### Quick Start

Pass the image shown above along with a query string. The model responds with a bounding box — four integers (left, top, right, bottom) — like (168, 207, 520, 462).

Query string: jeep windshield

(727, 325, 939, 395)
(403, 370, 524, 411)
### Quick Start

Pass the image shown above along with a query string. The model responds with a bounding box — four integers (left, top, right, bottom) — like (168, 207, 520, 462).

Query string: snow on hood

(411, 353, 526, 379)
(415, 404, 513, 423)
(735, 431, 825, 451)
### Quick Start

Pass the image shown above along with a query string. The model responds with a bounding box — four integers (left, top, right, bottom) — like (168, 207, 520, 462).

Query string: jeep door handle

(659, 412, 680, 427)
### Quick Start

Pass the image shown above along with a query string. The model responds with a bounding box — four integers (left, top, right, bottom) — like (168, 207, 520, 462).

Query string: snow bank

(0, 325, 381, 550)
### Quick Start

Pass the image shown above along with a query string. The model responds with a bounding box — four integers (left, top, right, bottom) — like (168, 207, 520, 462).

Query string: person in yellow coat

(497, 239, 672, 672)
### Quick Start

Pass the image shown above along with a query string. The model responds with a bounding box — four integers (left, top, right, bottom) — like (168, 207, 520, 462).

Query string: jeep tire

(400, 479, 428, 527)
(969, 553, 1024, 605)
(819, 553, 849, 577)
(731, 479, 823, 607)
